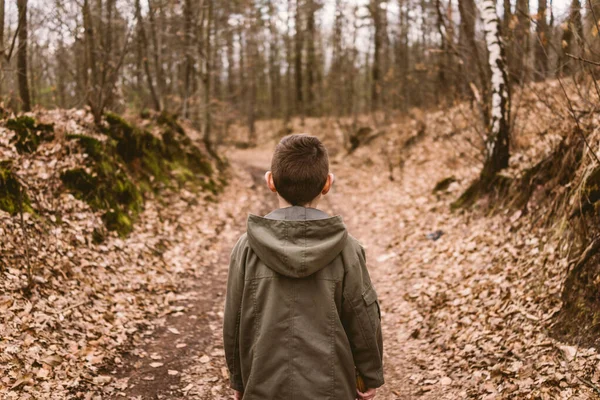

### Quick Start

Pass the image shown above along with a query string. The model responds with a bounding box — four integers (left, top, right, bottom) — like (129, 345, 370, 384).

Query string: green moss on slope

(0, 161, 33, 215)
(7, 116, 54, 154)
(62, 135, 143, 237)
(61, 112, 220, 236)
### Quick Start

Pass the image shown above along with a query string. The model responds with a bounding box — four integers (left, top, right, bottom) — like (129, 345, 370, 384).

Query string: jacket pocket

(362, 285, 381, 334)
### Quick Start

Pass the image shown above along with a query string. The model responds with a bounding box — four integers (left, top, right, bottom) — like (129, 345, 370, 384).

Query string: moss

(62, 112, 222, 236)
(92, 227, 106, 244)
(104, 112, 171, 183)
(0, 161, 33, 215)
(433, 176, 457, 193)
(61, 166, 142, 237)
(63, 134, 144, 237)
(60, 169, 98, 202)
(66, 134, 104, 161)
(105, 111, 214, 184)
(140, 109, 152, 120)
(102, 210, 134, 236)
(157, 111, 185, 135)
(7, 116, 55, 154)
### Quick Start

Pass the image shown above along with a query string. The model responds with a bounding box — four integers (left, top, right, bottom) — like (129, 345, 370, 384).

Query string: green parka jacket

(223, 206, 384, 400)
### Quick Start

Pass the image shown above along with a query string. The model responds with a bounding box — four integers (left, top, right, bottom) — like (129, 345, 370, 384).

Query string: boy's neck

(277, 195, 321, 210)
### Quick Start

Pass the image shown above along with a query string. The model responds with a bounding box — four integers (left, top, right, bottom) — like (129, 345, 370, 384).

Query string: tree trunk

(435, 0, 448, 102)
(267, 0, 280, 118)
(226, 3, 236, 106)
(397, 0, 409, 113)
(16, 0, 31, 112)
(561, 0, 583, 75)
(534, 0, 549, 80)
(589, 0, 600, 54)
(502, 0, 513, 79)
(0, 0, 5, 98)
(135, 0, 161, 111)
(82, 0, 100, 123)
(284, 0, 293, 123)
(182, 0, 194, 118)
(514, 0, 530, 82)
(370, 0, 382, 113)
(202, 0, 213, 149)
(306, 0, 316, 116)
(148, 0, 166, 106)
(331, 0, 343, 116)
(480, 0, 511, 180)
(459, 0, 489, 124)
(295, 0, 304, 121)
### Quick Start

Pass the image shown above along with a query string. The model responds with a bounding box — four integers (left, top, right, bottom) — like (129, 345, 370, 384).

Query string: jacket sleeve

(223, 235, 247, 392)
(341, 244, 384, 389)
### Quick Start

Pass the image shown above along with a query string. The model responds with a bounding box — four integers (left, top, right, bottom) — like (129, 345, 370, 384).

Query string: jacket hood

(246, 206, 348, 278)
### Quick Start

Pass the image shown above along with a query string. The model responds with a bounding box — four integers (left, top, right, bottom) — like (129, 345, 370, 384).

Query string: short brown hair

(271, 134, 329, 206)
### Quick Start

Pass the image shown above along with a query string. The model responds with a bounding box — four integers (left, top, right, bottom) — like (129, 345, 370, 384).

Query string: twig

(18, 184, 33, 291)
(576, 374, 600, 396)
(534, 30, 600, 165)
(51, 300, 89, 315)
(4, 10, 23, 62)
(565, 53, 600, 67)
(587, 0, 600, 57)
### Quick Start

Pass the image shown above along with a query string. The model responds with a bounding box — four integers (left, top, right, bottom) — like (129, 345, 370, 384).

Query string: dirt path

(109, 143, 450, 400)
(110, 148, 277, 399)
(108, 133, 597, 399)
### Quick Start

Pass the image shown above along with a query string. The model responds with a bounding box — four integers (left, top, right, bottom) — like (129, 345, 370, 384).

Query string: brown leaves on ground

(2, 84, 600, 399)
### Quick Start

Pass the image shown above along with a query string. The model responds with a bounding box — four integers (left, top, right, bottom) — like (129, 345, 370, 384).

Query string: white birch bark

(479, 0, 510, 163)
(481, 0, 510, 172)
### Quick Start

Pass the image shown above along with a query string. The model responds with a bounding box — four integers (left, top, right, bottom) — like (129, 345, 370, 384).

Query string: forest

(1, 0, 600, 398)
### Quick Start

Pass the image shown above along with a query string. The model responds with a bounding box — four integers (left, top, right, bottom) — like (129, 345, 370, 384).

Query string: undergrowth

(0, 161, 33, 215)
(7, 116, 54, 154)
(61, 112, 221, 237)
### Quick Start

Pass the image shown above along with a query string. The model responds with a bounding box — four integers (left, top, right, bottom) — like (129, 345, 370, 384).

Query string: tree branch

(565, 53, 600, 67)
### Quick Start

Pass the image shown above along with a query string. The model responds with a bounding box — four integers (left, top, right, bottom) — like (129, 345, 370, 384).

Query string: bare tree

(306, 0, 318, 116)
(534, 0, 549, 80)
(514, 0, 531, 82)
(82, 0, 130, 124)
(199, 0, 214, 150)
(295, 0, 304, 121)
(182, 0, 195, 118)
(17, 0, 31, 112)
(135, 0, 161, 111)
(561, 0, 583, 75)
(458, 0, 488, 107)
(0, 0, 5, 97)
(369, 0, 383, 114)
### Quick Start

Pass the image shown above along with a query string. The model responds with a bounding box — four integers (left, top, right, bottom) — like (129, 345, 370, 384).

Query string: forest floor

(104, 113, 599, 399)
(110, 143, 446, 400)
(2, 103, 600, 399)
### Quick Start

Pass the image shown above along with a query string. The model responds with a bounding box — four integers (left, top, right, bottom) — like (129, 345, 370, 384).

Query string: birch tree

(480, 0, 510, 180)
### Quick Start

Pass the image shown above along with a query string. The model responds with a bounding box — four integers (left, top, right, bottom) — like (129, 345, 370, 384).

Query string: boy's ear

(322, 173, 335, 195)
(265, 171, 277, 193)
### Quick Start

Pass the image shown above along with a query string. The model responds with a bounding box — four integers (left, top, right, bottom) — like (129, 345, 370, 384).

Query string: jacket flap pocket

(362, 286, 378, 305)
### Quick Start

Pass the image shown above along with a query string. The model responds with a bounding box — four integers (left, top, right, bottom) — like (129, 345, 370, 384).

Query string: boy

(223, 134, 384, 400)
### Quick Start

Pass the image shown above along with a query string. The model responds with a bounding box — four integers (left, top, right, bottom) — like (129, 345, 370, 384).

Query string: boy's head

(265, 134, 334, 206)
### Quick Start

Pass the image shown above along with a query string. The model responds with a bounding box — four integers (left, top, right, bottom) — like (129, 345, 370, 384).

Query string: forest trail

(111, 139, 457, 400)
(4, 111, 598, 400)
(107, 120, 600, 399)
